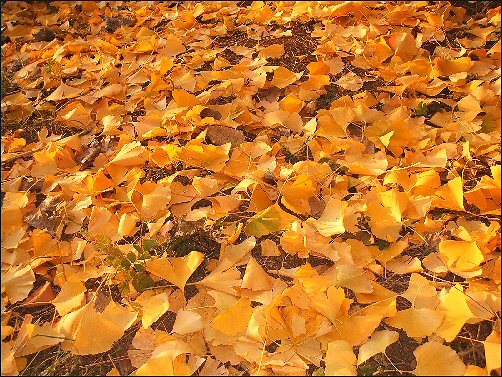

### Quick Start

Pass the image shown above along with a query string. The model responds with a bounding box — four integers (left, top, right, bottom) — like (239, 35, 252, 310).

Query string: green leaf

(415, 102, 428, 117)
(376, 239, 391, 250)
(120, 258, 132, 269)
(134, 263, 146, 272)
(127, 252, 137, 263)
(244, 204, 297, 237)
(132, 272, 155, 293)
(119, 281, 130, 294)
(143, 239, 158, 252)
(312, 367, 325, 376)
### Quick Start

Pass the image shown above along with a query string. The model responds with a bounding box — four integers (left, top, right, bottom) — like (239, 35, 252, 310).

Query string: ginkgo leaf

(330, 264, 374, 293)
(357, 330, 399, 365)
(263, 109, 303, 132)
(109, 142, 147, 166)
(2, 264, 35, 304)
(137, 348, 193, 376)
(270, 66, 301, 89)
(386, 307, 443, 338)
(51, 275, 86, 316)
(15, 322, 65, 357)
(241, 257, 273, 291)
(136, 292, 170, 329)
(2, 1, 501, 372)
(413, 342, 466, 376)
(140, 183, 171, 220)
(436, 284, 475, 342)
(439, 240, 484, 272)
(199, 357, 230, 376)
(309, 286, 346, 324)
(244, 204, 297, 237)
(211, 298, 253, 336)
(259, 44, 285, 58)
(307, 198, 347, 237)
(146, 251, 204, 291)
(433, 176, 465, 211)
(135, 353, 175, 376)
(198, 266, 242, 296)
(45, 83, 83, 101)
(172, 89, 197, 108)
(335, 72, 364, 91)
(325, 340, 357, 376)
(72, 302, 138, 355)
(482, 330, 501, 375)
(401, 273, 438, 309)
(282, 174, 319, 215)
(172, 310, 203, 335)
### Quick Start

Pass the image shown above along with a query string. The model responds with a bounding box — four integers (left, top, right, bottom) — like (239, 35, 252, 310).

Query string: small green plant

(415, 101, 429, 117)
(93, 235, 156, 294)
(415, 101, 443, 118)
(312, 367, 325, 376)
(319, 156, 342, 172)
(1, 68, 18, 98)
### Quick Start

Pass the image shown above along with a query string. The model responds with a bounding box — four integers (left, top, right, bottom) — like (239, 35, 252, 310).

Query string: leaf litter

(1, 1, 501, 376)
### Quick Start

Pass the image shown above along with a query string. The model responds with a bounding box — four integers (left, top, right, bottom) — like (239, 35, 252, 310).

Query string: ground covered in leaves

(1, 1, 501, 376)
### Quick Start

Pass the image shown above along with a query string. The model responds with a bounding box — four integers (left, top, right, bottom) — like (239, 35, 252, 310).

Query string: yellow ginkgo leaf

(73, 301, 138, 355)
(281, 174, 319, 215)
(357, 330, 399, 365)
(211, 298, 253, 336)
(241, 257, 273, 291)
(172, 89, 197, 108)
(413, 342, 466, 376)
(244, 204, 297, 237)
(433, 176, 465, 211)
(401, 273, 439, 309)
(270, 66, 301, 89)
(325, 340, 357, 376)
(179, 141, 230, 172)
(386, 307, 443, 338)
(135, 354, 175, 376)
(134, 339, 193, 376)
(279, 94, 305, 113)
(136, 292, 170, 329)
(51, 276, 86, 316)
(464, 365, 489, 376)
(172, 310, 203, 335)
(163, 36, 186, 57)
(263, 109, 303, 132)
(259, 44, 285, 58)
(436, 284, 475, 342)
(439, 240, 484, 272)
(307, 198, 347, 237)
(45, 83, 83, 101)
(482, 330, 501, 375)
(335, 72, 364, 91)
(140, 182, 171, 220)
(146, 251, 204, 291)
(307, 61, 331, 75)
(2, 264, 35, 304)
(310, 286, 346, 324)
(15, 322, 64, 357)
(109, 141, 147, 166)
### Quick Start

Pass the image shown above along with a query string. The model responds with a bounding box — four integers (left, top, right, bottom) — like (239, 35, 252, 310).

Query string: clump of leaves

(94, 235, 156, 294)
(1, 68, 18, 98)
(414, 101, 444, 118)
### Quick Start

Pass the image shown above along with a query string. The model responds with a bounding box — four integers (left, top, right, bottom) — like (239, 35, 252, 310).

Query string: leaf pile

(1, 1, 501, 376)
